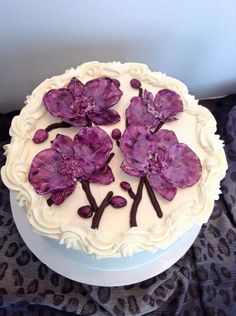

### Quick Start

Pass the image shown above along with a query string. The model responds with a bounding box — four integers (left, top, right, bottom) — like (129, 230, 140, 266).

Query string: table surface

(0, 95, 236, 315)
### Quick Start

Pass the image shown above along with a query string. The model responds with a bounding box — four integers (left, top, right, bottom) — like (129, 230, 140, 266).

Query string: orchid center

(147, 103, 162, 119)
(72, 95, 95, 115)
(58, 158, 82, 181)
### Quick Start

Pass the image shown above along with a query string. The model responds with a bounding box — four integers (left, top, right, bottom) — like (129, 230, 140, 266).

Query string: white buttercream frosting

(1, 61, 228, 258)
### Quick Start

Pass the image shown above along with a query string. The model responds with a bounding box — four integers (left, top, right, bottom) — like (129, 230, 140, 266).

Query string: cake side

(1, 62, 228, 258)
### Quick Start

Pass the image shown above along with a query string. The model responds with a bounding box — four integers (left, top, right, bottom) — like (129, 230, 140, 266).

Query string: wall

(0, 0, 236, 111)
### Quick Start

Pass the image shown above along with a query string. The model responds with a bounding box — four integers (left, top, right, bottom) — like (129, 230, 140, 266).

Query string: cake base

(10, 192, 201, 286)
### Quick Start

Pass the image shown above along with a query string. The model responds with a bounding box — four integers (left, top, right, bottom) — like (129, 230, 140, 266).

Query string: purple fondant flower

(29, 127, 114, 205)
(126, 89, 183, 129)
(43, 77, 123, 127)
(120, 126, 202, 201)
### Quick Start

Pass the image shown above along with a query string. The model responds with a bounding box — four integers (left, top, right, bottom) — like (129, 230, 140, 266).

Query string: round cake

(1, 61, 227, 259)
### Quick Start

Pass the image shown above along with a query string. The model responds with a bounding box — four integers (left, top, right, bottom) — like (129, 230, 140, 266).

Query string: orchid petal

(89, 108, 120, 125)
(51, 134, 74, 159)
(84, 77, 122, 109)
(163, 143, 202, 188)
(120, 160, 146, 177)
(29, 149, 74, 195)
(148, 174, 177, 201)
(154, 89, 183, 121)
(50, 184, 76, 206)
(67, 77, 84, 97)
(84, 166, 114, 184)
(120, 126, 155, 170)
(43, 88, 75, 119)
(126, 96, 158, 128)
(74, 127, 113, 171)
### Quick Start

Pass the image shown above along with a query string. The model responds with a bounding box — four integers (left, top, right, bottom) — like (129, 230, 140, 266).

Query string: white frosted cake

(1, 62, 227, 259)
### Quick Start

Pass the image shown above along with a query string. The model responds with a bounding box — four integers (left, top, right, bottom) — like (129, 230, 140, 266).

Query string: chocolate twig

(86, 115, 92, 127)
(81, 180, 98, 212)
(106, 152, 115, 164)
(144, 177, 163, 218)
(130, 177, 145, 227)
(153, 122, 164, 133)
(47, 198, 53, 206)
(139, 88, 143, 97)
(46, 121, 72, 132)
(128, 189, 136, 199)
(91, 191, 113, 229)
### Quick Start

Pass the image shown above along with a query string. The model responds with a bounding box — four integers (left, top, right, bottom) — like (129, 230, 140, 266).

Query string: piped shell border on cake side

(1, 61, 228, 258)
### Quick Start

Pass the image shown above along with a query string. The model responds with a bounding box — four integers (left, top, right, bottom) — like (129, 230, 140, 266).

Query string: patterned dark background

(0, 94, 236, 315)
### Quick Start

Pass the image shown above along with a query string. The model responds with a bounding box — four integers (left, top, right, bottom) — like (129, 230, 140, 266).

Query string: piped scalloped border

(1, 62, 228, 258)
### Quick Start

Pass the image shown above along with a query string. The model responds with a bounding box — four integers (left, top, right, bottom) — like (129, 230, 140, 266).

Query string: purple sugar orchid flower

(120, 126, 202, 201)
(29, 127, 114, 205)
(126, 89, 183, 129)
(43, 77, 123, 127)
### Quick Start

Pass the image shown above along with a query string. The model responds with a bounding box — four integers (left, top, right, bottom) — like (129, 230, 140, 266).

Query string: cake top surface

(1, 61, 227, 258)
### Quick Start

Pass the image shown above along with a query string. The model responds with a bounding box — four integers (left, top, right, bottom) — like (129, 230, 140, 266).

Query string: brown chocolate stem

(47, 198, 53, 206)
(86, 115, 92, 127)
(144, 177, 163, 218)
(153, 122, 164, 133)
(81, 180, 98, 212)
(116, 140, 120, 147)
(91, 191, 113, 229)
(128, 189, 136, 199)
(139, 88, 143, 97)
(46, 121, 72, 132)
(106, 152, 115, 164)
(130, 177, 145, 227)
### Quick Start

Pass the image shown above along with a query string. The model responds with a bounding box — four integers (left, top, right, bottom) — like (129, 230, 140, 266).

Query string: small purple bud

(120, 181, 131, 191)
(33, 129, 49, 144)
(111, 128, 121, 140)
(78, 205, 93, 218)
(110, 196, 127, 208)
(112, 79, 121, 88)
(130, 79, 141, 89)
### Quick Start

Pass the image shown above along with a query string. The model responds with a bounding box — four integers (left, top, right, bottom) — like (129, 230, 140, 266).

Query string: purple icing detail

(126, 95, 158, 129)
(51, 184, 76, 206)
(130, 79, 141, 89)
(120, 126, 202, 201)
(120, 181, 131, 191)
(126, 89, 183, 129)
(153, 89, 183, 121)
(29, 127, 115, 205)
(88, 108, 120, 126)
(111, 128, 122, 140)
(32, 129, 49, 144)
(51, 134, 74, 159)
(78, 205, 93, 218)
(43, 77, 122, 127)
(73, 127, 113, 174)
(110, 196, 127, 208)
(29, 148, 74, 195)
(112, 79, 121, 88)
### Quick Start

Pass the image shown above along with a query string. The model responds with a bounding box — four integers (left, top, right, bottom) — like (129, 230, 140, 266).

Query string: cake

(1, 62, 227, 259)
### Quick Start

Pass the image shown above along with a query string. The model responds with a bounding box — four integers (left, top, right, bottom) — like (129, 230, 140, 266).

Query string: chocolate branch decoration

(130, 177, 145, 227)
(144, 177, 163, 218)
(81, 180, 98, 212)
(91, 191, 113, 229)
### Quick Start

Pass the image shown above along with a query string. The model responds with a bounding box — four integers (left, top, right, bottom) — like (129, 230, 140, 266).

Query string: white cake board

(10, 192, 201, 286)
